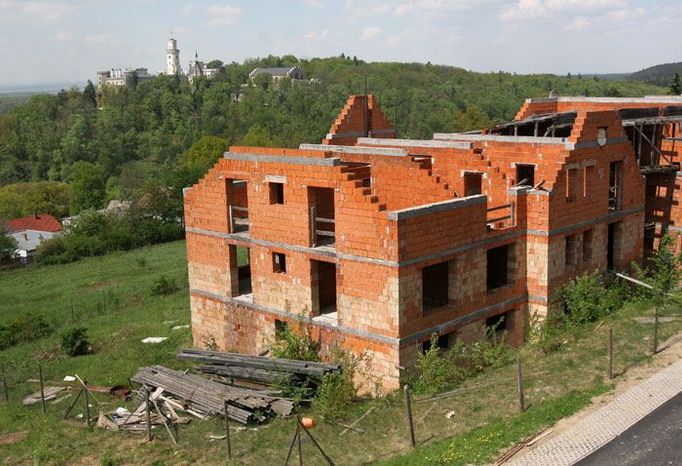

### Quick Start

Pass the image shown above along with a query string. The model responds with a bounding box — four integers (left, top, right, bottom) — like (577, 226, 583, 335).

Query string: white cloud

(51, 29, 74, 42)
(83, 34, 120, 46)
(0, 0, 75, 22)
(361, 26, 382, 41)
(607, 7, 645, 21)
(345, 0, 391, 19)
(501, 0, 625, 22)
(302, 0, 324, 7)
(563, 16, 589, 31)
(206, 5, 242, 28)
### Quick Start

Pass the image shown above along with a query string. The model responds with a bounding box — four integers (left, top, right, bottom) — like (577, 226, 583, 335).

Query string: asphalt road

(575, 391, 682, 466)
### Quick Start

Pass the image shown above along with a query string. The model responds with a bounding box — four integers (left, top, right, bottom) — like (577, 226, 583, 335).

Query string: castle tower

(166, 37, 181, 75)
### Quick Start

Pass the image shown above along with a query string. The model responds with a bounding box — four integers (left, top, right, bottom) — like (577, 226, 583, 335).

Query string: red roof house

(4, 214, 63, 233)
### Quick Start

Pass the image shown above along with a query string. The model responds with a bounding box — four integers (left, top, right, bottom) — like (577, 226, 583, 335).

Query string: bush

(315, 349, 362, 419)
(0, 313, 52, 350)
(269, 319, 319, 362)
(412, 333, 512, 394)
(60, 327, 90, 356)
(151, 275, 180, 296)
(562, 272, 631, 325)
(528, 311, 568, 354)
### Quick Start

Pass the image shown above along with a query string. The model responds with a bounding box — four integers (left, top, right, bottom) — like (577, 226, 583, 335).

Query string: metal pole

(653, 305, 659, 354)
(2, 365, 8, 403)
(84, 386, 90, 427)
(38, 364, 46, 415)
(145, 386, 152, 442)
(63, 386, 83, 419)
(403, 385, 416, 448)
(284, 423, 299, 465)
(297, 421, 303, 466)
(224, 400, 233, 460)
(516, 358, 525, 412)
(607, 327, 613, 380)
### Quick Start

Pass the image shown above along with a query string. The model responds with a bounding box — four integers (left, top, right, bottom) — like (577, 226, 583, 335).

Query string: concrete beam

(357, 137, 472, 150)
(433, 133, 568, 145)
(299, 143, 407, 157)
(223, 151, 341, 167)
(387, 195, 486, 221)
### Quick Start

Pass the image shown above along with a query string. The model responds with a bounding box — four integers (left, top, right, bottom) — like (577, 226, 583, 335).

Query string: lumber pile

(177, 349, 341, 385)
(131, 365, 293, 424)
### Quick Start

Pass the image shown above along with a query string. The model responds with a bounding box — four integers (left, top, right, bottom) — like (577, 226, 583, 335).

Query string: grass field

(0, 241, 680, 465)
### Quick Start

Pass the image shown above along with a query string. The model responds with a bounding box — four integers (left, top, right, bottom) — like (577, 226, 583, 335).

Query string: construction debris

(22, 386, 66, 406)
(177, 348, 341, 385)
(141, 337, 167, 344)
(131, 365, 294, 424)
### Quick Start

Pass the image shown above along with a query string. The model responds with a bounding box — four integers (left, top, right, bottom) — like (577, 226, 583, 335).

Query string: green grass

(0, 242, 680, 465)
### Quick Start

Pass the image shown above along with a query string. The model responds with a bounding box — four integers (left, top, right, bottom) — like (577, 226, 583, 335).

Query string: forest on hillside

(630, 62, 682, 87)
(0, 55, 668, 221)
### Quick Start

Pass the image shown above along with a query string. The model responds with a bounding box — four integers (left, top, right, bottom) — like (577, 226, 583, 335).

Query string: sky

(0, 0, 680, 87)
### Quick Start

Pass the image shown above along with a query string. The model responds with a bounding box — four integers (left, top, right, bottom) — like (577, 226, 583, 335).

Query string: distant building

(249, 66, 306, 82)
(3, 214, 63, 261)
(187, 52, 220, 84)
(62, 200, 131, 228)
(166, 37, 181, 76)
(97, 68, 153, 90)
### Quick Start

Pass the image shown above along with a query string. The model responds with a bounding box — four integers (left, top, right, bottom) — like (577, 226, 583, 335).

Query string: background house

(3, 214, 63, 261)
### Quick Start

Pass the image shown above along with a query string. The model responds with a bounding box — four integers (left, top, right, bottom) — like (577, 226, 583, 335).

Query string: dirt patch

(0, 430, 29, 445)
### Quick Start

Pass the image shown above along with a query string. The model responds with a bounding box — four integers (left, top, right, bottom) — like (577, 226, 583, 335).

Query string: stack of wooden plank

(131, 365, 293, 424)
(177, 349, 341, 385)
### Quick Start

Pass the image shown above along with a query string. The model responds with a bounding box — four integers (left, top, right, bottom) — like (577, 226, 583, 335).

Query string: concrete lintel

(182, 187, 192, 195)
(387, 195, 486, 221)
(433, 133, 568, 145)
(400, 295, 527, 346)
(526, 206, 645, 237)
(264, 174, 287, 183)
(299, 143, 407, 157)
(185, 227, 399, 267)
(190, 288, 401, 347)
(357, 137, 472, 150)
(526, 96, 682, 104)
(572, 136, 630, 150)
(223, 151, 341, 167)
(508, 186, 530, 195)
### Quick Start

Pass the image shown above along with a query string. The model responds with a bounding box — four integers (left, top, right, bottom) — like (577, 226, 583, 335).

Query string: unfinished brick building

(184, 94, 682, 392)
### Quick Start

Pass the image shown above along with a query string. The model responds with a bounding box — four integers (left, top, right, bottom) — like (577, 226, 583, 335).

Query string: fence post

(2, 365, 8, 403)
(516, 357, 525, 412)
(653, 305, 659, 354)
(84, 386, 91, 427)
(38, 364, 46, 416)
(607, 327, 613, 380)
(145, 386, 152, 442)
(223, 400, 232, 460)
(403, 385, 416, 448)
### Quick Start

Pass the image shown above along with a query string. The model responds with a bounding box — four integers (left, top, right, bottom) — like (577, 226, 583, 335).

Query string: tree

(670, 73, 682, 95)
(453, 106, 492, 132)
(68, 161, 105, 213)
(0, 228, 17, 260)
(83, 80, 97, 107)
(179, 135, 229, 177)
(207, 59, 224, 69)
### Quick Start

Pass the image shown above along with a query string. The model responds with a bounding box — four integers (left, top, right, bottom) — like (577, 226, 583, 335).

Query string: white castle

(97, 37, 219, 89)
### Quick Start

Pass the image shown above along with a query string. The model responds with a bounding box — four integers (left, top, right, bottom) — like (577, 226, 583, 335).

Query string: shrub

(562, 272, 632, 325)
(315, 349, 360, 420)
(528, 311, 568, 354)
(0, 313, 52, 350)
(269, 319, 319, 362)
(151, 275, 180, 296)
(60, 327, 90, 356)
(412, 333, 512, 394)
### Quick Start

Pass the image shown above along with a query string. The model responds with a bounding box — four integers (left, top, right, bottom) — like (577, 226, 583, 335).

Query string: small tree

(670, 73, 682, 96)
(0, 228, 17, 260)
(61, 327, 90, 356)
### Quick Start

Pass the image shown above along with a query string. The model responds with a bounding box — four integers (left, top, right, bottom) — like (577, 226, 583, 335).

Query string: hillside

(0, 240, 680, 464)
(630, 61, 682, 87)
(0, 56, 667, 218)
